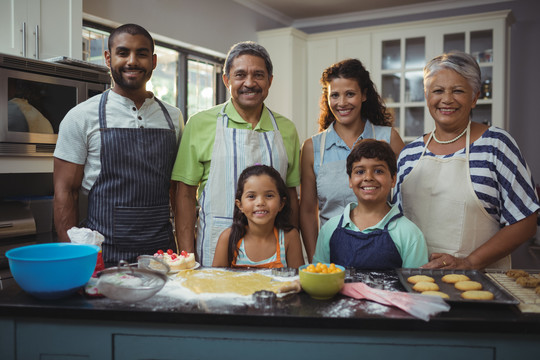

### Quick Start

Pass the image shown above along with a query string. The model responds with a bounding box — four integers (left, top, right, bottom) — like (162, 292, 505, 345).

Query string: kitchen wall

(82, 0, 286, 55)
(83, 0, 540, 183)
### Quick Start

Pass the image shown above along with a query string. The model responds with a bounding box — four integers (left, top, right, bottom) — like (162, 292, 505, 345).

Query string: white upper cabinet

(0, 0, 83, 60)
(371, 11, 511, 142)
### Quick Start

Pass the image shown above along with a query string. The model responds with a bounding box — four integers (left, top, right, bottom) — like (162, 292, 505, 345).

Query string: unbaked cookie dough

(421, 290, 449, 299)
(461, 290, 494, 300)
(441, 274, 470, 284)
(413, 281, 439, 292)
(407, 275, 435, 284)
(172, 268, 298, 296)
(455, 280, 483, 291)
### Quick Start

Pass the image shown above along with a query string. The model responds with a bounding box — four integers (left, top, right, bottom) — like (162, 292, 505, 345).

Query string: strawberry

(180, 250, 188, 257)
(171, 254, 177, 260)
(167, 249, 173, 255)
(157, 249, 164, 255)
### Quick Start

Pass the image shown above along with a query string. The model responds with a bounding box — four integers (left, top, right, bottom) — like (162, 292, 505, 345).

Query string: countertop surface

(1, 268, 539, 334)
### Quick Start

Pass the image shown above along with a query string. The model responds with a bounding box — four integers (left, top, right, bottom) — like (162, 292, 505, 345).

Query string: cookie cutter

(252, 290, 277, 310)
(271, 267, 297, 277)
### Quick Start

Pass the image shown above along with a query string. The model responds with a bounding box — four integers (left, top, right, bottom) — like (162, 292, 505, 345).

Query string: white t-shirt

(54, 90, 183, 192)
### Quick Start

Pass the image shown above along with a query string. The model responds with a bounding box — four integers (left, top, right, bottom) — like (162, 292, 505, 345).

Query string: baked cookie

(461, 290, 494, 300)
(455, 280, 482, 291)
(441, 274, 470, 284)
(516, 276, 540, 288)
(413, 281, 440, 292)
(421, 290, 449, 299)
(407, 275, 435, 284)
(505, 269, 529, 279)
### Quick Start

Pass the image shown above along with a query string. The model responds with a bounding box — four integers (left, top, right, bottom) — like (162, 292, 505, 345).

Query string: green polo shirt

(171, 101, 300, 198)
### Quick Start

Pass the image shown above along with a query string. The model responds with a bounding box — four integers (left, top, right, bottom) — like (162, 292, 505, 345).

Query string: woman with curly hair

(300, 58, 404, 261)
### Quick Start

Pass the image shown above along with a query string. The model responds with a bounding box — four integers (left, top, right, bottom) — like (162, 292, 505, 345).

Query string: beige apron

(401, 122, 510, 269)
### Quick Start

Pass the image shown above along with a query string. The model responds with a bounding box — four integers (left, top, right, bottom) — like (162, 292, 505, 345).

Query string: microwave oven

(0, 53, 110, 156)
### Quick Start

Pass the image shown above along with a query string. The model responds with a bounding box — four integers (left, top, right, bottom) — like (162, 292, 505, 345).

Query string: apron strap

(319, 130, 327, 167)
(98, 90, 110, 128)
(154, 97, 175, 130)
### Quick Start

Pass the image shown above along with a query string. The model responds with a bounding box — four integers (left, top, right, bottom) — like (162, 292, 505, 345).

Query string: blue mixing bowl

(6, 243, 99, 300)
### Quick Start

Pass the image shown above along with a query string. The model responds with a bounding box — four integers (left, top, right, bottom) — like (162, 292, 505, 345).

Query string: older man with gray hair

(172, 41, 300, 266)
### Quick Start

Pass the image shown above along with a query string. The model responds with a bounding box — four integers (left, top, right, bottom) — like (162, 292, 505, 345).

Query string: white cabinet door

(0, 0, 30, 57)
(372, 28, 432, 142)
(0, 0, 82, 59)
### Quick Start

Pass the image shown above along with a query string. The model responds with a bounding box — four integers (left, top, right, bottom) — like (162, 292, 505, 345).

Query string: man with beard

(54, 24, 183, 264)
(171, 41, 300, 267)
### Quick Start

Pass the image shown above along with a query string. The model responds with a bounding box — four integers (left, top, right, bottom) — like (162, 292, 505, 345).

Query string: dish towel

(341, 282, 450, 321)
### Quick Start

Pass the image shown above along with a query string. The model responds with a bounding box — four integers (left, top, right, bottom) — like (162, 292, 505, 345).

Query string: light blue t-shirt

(312, 120, 392, 176)
(313, 203, 428, 268)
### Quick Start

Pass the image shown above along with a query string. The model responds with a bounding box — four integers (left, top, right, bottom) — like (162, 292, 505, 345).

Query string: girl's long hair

(227, 165, 294, 265)
(318, 58, 392, 131)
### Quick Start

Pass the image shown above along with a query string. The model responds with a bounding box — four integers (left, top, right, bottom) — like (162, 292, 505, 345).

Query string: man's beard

(110, 67, 152, 91)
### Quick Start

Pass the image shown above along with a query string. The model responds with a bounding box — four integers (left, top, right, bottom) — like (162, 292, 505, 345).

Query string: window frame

(83, 20, 227, 121)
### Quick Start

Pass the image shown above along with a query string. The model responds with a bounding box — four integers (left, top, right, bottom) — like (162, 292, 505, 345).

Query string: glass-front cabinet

(375, 31, 427, 140)
(372, 12, 510, 142)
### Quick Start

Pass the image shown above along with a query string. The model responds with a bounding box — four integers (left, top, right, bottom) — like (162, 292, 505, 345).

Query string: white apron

(401, 122, 510, 269)
(196, 102, 289, 266)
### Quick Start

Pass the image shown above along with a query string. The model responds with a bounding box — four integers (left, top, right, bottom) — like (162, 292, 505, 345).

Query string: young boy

(313, 139, 427, 269)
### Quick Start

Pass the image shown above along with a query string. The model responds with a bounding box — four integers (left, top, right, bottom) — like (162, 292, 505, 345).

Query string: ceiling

(234, 0, 507, 27)
(239, 0, 438, 20)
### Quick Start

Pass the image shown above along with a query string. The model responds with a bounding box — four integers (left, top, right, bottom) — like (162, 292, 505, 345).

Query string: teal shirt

(313, 203, 428, 268)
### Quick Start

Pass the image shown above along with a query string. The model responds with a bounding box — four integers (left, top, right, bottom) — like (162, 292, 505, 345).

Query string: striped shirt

(393, 127, 539, 226)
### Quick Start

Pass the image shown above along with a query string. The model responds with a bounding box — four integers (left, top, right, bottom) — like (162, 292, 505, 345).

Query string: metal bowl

(97, 261, 167, 302)
(136, 255, 170, 274)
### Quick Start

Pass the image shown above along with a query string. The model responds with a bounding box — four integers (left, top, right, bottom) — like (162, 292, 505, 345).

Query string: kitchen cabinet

(258, 10, 511, 143)
(0, 0, 83, 60)
(371, 11, 511, 142)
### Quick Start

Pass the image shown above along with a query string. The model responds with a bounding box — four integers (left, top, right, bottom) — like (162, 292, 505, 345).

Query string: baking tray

(397, 268, 519, 305)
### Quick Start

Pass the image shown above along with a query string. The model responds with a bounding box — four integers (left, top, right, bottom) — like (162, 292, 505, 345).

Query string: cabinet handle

(34, 25, 39, 59)
(21, 22, 27, 57)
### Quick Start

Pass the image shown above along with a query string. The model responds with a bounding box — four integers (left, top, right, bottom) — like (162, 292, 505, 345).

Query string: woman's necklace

(432, 122, 469, 144)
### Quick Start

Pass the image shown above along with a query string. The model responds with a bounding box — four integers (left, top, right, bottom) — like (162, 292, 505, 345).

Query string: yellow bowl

(299, 263, 345, 300)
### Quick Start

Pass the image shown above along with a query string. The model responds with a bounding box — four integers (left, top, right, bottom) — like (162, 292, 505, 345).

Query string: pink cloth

(341, 282, 450, 321)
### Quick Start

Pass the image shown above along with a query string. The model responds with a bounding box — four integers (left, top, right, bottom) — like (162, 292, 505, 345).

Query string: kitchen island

(1, 268, 539, 360)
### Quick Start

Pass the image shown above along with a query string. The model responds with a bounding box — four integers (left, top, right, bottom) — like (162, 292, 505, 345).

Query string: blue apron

(329, 213, 403, 269)
(86, 90, 178, 264)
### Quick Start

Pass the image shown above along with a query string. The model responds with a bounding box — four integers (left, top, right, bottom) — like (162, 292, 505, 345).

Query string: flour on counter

(321, 298, 390, 318)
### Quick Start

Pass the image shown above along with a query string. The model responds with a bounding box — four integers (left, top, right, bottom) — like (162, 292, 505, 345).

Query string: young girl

(212, 165, 304, 268)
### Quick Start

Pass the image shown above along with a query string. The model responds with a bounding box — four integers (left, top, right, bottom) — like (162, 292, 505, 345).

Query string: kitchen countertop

(1, 268, 539, 334)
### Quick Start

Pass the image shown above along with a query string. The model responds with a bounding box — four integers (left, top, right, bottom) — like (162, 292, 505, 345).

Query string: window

(187, 58, 217, 118)
(82, 24, 225, 120)
(82, 26, 108, 66)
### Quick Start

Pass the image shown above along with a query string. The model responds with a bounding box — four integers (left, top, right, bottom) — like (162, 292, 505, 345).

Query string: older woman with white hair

(393, 51, 539, 270)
